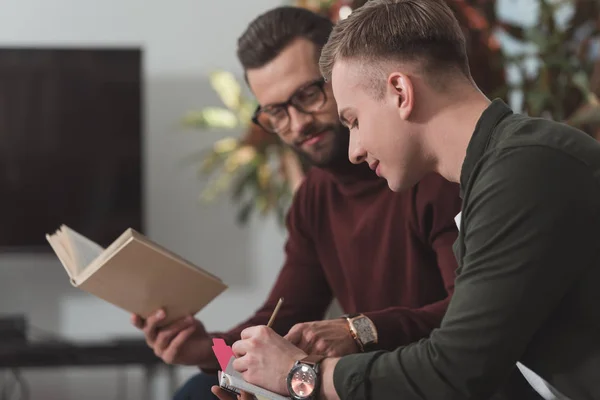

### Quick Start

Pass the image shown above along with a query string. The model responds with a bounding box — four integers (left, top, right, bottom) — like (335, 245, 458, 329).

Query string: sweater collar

(460, 98, 513, 197)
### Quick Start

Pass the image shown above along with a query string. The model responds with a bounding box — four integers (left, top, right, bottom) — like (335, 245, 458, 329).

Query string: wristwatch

(342, 313, 378, 352)
(286, 354, 326, 400)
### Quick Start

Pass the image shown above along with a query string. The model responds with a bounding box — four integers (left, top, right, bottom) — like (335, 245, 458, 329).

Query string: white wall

(0, 0, 288, 399)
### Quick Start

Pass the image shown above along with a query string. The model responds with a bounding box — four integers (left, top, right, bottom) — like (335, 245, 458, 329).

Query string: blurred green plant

(181, 71, 304, 226)
(182, 70, 256, 130)
(489, 0, 600, 131)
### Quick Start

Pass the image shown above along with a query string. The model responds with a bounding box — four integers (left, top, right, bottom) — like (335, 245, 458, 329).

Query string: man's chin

(297, 151, 332, 168)
(387, 174, 422, 193)
(387, 180, 400, 192)
(298, 147, 347, 168)
(304, 136, 346, 165)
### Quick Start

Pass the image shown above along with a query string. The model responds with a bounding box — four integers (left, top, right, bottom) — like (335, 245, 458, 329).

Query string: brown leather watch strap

(343, 315, 365, 352)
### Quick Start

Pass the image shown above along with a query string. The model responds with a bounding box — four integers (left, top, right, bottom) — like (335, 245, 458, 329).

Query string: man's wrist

(197, 337, 221, 371)
(318, 357, 341, 400)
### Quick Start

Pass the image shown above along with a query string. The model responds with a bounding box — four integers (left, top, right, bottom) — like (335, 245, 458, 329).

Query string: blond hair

(319, 0, 470, 91)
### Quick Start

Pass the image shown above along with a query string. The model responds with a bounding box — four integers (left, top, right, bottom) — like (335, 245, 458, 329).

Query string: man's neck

(426, 91, 491, 183)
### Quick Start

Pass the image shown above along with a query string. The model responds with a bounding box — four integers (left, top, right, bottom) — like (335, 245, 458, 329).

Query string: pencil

(267, 297, 284, 328)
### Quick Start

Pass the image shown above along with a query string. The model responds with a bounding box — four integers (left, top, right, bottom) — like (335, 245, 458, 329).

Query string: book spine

(219, 373, 245, 397)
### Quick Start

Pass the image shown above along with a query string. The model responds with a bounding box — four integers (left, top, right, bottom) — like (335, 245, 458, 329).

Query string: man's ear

(387, 72, 414, 120)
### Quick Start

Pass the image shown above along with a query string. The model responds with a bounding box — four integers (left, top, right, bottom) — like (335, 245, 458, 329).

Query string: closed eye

(349, 119, 358, 130)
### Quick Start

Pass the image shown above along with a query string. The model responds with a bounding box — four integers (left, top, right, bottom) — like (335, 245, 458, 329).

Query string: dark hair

(237, 6, 333, 71)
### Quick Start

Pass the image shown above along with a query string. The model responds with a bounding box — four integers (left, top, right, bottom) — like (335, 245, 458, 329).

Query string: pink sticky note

(212, 338, 234, 371)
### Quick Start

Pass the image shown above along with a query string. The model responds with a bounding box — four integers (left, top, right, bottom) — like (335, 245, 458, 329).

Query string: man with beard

(132, 6, 462, 400)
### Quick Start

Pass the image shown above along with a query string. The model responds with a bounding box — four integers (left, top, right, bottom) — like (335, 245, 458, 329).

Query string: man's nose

(348, 132, 367, 164)
(288, 106, 314, 137)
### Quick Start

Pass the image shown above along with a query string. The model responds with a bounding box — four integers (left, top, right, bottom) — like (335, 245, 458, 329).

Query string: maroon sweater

(213, 162, 461, 351)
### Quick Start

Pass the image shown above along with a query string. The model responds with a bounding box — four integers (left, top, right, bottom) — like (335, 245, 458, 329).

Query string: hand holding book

(131, 309, 218, 368)
(47, 224, 227, 367)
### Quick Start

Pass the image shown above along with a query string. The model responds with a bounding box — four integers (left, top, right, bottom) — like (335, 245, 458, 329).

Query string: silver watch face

(353, 317, 376, 344)
(290, 364, 317, 398)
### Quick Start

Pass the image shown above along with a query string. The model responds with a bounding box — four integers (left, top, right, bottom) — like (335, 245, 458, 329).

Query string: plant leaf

(213, 137, 240, 154)
(231, 163, 257, 202)
(238, 101, 258, 127)
(183, 108, 238, 129)
(256, 195, 269, 214)
(236, 199, 254, 225)
(499, 22, 527, 41)
(572, 70, 592, 98)
(209, 70, 242, 111)
(525, 27, 550, 51)
(525, 89, 549, 117)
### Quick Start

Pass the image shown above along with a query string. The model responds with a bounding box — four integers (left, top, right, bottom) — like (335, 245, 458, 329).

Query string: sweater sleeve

(210, 176, 333, 347)
(333, 147, 600, 400)
(362, 173, 461, 350)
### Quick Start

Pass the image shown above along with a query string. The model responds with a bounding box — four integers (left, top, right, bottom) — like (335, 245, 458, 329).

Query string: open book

(46, 225, 227, 325)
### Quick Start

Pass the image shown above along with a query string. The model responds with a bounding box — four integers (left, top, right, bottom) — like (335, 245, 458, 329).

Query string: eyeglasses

(252, 78, 327, 135)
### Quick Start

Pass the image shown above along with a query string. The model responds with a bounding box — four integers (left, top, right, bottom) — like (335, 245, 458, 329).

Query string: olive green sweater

(333, 99, 600, 400)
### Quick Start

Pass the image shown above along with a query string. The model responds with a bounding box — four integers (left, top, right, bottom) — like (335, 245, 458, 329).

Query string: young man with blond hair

(213, 1, 600, 399)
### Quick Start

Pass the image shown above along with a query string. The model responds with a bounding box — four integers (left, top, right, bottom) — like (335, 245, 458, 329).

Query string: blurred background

(0, 0, 598, 399)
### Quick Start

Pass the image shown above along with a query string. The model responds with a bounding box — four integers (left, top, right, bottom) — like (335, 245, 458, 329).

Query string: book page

(61, 225, 105, 277)
(73, 228, 135, 285)
(516, 362, 571, 400)
(46, 232, 77, 281)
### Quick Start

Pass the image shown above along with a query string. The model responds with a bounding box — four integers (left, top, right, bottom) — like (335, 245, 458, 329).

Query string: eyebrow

(261, 78, 322, 110)
(338, 107, 351, 127)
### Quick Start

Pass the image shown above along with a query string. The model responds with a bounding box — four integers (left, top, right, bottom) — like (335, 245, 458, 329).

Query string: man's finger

(298, 340, 313, 355)
(210, 386, 237, 400)
(143, 309, 166, 342)
(313, 338, 329, 355)
(154, 317, 194, 352)
(161, 325, 195, 363)
(283, 324, 303, 345)
(232, 354, 249, 373)
(231, 339, 249, 358)
(239, 391, 253, 400)
(131, 314, 144, 329)
(296, 328, 317, 355)
(169, 323, 196, 350)
(240, 326, 260, 339)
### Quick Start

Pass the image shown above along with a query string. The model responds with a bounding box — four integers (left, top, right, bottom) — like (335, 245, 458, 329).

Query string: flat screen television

(0, 47, 144, 251)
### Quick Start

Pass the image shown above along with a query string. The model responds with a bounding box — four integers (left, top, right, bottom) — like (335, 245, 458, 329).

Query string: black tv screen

(0, 47, 143, 251)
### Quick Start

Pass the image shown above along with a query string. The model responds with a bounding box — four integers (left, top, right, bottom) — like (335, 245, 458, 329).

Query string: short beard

(293, 125, 349, 168)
